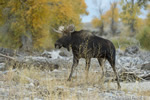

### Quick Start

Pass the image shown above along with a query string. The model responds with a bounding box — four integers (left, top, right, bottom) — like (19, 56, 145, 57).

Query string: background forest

(0, 0, 150, 51)
(0, 0, 88, 50)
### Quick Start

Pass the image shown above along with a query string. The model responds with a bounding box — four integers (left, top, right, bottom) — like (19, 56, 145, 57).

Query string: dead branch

(0, 53, 15, 61)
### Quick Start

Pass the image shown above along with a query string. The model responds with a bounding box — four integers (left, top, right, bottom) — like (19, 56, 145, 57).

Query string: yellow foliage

(92, 17, 101, 28)
(120, 0, 141, 27)
(0, 0, 9, 25)
(103, 7, 119, 24)
(49, 0, 87, 30)
(135, 17, 144, 29)
(91, 2, 119, 28)
(146, 13, 150, 26)
(146, 5, 150, 26)
(0, 0, 87, 49)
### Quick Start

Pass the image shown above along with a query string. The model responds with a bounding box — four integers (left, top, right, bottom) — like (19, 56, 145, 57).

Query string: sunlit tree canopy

(0, 0, 88, 49)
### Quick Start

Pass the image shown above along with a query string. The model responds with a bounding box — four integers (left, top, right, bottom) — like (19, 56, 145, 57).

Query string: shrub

(111, 36, 138, 50)
(136, 26, 150, 50)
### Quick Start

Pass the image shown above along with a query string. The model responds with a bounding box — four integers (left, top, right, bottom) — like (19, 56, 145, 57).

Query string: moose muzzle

(55, 42, 62, 49)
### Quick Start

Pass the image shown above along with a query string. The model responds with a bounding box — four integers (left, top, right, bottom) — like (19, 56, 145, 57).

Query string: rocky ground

(0, 46, 150, 100)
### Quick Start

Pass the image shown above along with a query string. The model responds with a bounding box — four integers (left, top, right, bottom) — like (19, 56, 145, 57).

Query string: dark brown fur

(55, 30, 121, 89)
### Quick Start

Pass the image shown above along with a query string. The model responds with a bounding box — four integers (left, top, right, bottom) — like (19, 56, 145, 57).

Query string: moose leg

(98, 58, 106, 78)
(112, 66, 121, 89)
(108, 58, 121, 90)
(67, 57, 79, 81)
(85, 58, 91, 79)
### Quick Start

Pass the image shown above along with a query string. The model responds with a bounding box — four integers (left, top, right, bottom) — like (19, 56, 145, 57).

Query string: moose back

(54, 25, 121, 89)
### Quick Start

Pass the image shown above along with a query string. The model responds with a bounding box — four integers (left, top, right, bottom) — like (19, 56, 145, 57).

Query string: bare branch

(98, 0, 104, 16)
(0, 53, 15, 61)
(125, 0, 130, 4)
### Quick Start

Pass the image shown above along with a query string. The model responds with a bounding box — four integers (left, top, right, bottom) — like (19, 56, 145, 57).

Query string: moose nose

(55, 43, 62, 49)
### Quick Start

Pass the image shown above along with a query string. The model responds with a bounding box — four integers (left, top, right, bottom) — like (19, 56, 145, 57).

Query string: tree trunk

(19, 0, 33, 51)
(110, 2, 117, 36)
(111, 18, 116, 35)
(99, 21, 104, 35)
(130, 0, 136, 36)
(21, 31, 33, 51)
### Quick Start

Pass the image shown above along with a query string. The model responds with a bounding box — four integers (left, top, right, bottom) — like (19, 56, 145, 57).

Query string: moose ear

(67, 24, 75, 33)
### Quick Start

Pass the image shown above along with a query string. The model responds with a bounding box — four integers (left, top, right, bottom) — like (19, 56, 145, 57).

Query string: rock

(33, 80, 40, 86)
(141, 63, 150, 70)
(116, 49, 124, 56)
(124, 45, 139, 56)
(139, 51, 150, 62)
(48, 50, 62, 59)
(0, 57, 5, 63)
(117, 56, 143, 67)
(31, 62, 59, 71)
(0, 63, 5, 69)
(142, 74, 150, 80)
(59, 49, 72, 57)
(41, 50, 52, 58)
(49, 64, 59, 71)
(59, 52, 68, 57)
(29, 83, 34, 87)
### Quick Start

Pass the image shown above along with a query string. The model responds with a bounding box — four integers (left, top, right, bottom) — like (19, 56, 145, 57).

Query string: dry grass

(0, 65, 106, 100)
(0, 63, 149, 100)
(138, 90, 150, 96)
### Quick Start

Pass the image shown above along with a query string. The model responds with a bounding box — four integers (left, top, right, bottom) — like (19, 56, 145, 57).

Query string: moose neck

(61, 35, 72, 51)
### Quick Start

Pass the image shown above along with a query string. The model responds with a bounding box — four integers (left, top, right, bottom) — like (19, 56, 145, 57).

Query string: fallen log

(119, 72, 144, 82)
(0, 53, 16, 61)
(0, 53, 60, 71)
(141, 74, 150, 80)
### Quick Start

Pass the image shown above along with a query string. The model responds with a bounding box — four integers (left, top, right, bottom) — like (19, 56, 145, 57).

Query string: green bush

(136, 26, 150, 50)
(111, 36, 138, 50)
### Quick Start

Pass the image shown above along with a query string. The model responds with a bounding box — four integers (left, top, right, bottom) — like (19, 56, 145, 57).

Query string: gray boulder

(124, 45, 139, 56)
(116, 49, 124, 56)
(59, 49, 72, 57)
(141, 63, 150, 70)
(41, 50, 52, 58)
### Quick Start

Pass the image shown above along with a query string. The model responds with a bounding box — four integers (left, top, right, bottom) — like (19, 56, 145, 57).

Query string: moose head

(54, 24, 75, 51)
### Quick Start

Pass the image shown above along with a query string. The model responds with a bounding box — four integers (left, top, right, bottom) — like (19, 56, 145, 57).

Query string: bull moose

(54, 24, 121, 89)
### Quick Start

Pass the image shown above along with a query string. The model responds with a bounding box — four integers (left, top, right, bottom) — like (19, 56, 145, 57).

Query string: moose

(54, 24, 121, 89)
